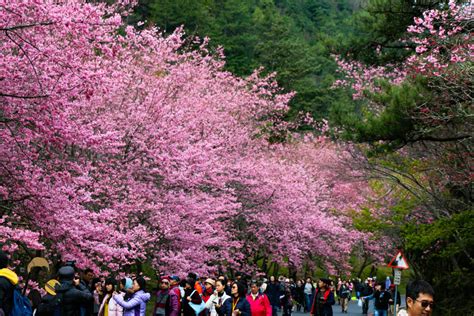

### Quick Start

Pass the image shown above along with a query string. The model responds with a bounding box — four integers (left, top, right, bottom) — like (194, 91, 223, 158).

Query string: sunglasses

(416, 299, 434, 309)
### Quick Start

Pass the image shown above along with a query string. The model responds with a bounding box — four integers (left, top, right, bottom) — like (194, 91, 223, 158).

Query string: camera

(65, 260, 76, 268)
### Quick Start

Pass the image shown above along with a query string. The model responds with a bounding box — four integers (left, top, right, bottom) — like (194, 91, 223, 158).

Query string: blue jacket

(225, 297, 250, 316)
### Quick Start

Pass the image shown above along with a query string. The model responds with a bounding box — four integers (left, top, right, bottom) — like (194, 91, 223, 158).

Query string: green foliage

(133, 0, 357, 118)
(348, 148, 473, 314)
(337, 0, 441, 65)
(402, 211, 474, 315)
(330, 77, 431, 151)
(351, 207, 392, 234)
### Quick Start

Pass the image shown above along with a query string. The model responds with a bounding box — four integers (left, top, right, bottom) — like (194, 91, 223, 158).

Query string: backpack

(11, 287, 33, 316)
(36, 293, 64, 316)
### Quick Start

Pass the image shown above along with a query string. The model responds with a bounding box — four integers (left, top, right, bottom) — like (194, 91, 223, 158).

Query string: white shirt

(397, 309, 408, 316)
(304, 283, 313, 295)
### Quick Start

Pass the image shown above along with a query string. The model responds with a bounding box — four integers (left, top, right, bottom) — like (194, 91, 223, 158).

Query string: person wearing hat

(169, 275, 182, 312)
(153, 276, 179, 316)
(54, 265, 94, 316)
(202, 278, 215, 303)
(183, 278, 204, 316)
(113, 277, 150, 316)
(0, 251, 18, 316)
(36, 279, 60, 316)
(309, 279, 335, 316)
(187, 273, 203, 295)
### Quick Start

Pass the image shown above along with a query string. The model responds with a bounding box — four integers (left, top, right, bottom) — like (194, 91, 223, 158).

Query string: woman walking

(228, 282, 250, 316)
(310, 279, 335, 316)
(205, 279, 231, 316)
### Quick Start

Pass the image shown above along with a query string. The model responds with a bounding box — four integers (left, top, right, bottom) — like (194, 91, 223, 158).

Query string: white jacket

(205, 292, 231, 316)
(99, 292, 124, 316)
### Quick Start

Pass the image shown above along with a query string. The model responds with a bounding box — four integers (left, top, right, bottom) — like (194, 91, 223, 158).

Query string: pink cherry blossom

(0, 0, 378, 274)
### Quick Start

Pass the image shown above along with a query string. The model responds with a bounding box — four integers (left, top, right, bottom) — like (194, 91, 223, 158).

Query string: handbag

(188, 290, 207, 316)
(358, 298, 363, 307)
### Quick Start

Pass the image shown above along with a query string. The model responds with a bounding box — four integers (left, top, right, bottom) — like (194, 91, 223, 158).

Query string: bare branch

(0, 93, 49, 99)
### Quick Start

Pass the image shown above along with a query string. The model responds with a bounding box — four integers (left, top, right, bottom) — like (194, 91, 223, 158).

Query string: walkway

(284, 298, 406, 316)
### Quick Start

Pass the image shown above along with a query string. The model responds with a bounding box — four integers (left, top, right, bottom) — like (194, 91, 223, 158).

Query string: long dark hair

(105, 278, 117, 304)
(233, 281, 246, 298)
(135, 276, 147, 292)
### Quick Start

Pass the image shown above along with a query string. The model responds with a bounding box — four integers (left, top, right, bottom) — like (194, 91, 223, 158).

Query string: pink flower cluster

(405, 0, 472, 76)
(333, 56, 407, 101)
(333, 1, 472, 100)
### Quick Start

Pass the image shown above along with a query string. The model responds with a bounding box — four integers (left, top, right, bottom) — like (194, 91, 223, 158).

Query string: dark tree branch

(0, 93, 49, 99)
(0, 22, 53, 31)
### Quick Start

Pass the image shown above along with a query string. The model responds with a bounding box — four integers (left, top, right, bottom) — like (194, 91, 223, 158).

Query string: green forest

(132, 0, 360, 119)
(132, 1, 473, 314)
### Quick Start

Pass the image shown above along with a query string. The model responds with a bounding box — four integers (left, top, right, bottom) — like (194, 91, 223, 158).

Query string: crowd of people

(0, 251, 435, 316)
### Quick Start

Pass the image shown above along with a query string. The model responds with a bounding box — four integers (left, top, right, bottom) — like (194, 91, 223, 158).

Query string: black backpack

(36, 292, 65, 316)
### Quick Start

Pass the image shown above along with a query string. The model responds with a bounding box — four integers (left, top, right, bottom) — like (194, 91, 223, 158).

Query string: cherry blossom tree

(1, 0, 373, 275)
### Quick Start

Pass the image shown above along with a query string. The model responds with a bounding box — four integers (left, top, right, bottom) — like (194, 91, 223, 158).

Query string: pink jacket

(246, 293, 272, 316)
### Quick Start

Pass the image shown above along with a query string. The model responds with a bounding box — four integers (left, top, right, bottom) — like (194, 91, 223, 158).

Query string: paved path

(279, 299, 405, 316)
(285, 299, 362, 316)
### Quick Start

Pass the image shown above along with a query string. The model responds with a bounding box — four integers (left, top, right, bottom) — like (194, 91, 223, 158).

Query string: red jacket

(246, 293, 272, 316)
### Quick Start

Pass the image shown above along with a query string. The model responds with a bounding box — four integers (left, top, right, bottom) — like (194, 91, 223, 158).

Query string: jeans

(304, 294, 313, 312)
(271, 305, 278, 316)
(375, 310, 388, 316)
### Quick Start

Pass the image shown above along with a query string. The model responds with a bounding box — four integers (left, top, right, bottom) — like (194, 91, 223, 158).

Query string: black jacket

(265, 282, 281, 306)
(55, 281, 94, 316)
(361, 284, 373, 297)
(80, 280, 94, 316)
(310, 289, 335, 316)
(36, 293, 57, 316)
(374, 290, 392, 310)
(0, 276, 14, 315)
(215, 293, 231, 316)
